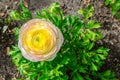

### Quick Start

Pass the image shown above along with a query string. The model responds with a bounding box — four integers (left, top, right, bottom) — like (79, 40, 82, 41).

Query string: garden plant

(105, 0, 120, 19)
(9, 1, 118, 80)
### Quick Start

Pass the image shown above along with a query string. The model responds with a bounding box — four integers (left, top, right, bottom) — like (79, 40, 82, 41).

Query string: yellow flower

(18, 19, 64, 62)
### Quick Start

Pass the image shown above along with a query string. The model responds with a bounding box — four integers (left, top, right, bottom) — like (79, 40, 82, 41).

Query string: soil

(0, 0, 120, 80)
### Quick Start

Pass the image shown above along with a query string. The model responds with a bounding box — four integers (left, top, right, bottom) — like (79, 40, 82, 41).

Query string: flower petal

(18, 19, 64, 62)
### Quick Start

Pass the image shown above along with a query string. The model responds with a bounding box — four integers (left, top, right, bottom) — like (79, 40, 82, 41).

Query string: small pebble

(6, 47, 10, 56)
(2, 26, 8, 33)
(0, 13, 4, 17)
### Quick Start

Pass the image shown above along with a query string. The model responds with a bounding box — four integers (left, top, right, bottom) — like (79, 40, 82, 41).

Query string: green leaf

(5, 17, 11, 24)
(99, 70, 118, 80)
(86, 20, 100, 29)
(9, 50, 19, 55)
(91, 63, 98, 71)
(73, 73, 84, 80)
(48, 2, 63, 18)
(79, 66, 86, 73)
(105, 0, 113, 5)
(19, 0, 26, 10)
(98, 54, 106, 60)
(111, 9, 117, 15)
(78, 5, 94, 20)
(87, 5, 94, 12)
(85, 5, 94, 19)
(92, 23, 100, 28)
(48, 2, 60, 13)
(85, 30, 98, 41)
(78, 9, 85, 16)
(76, 73, 85, 80)
(96, 47, 110, 54)
(10, 10, 21, 20)
(110, 2, 120, 15)
(91, 54, 100, 63)
(86, 20, 95, 28)
(103, 70, 112, 77)
(13, 27, 20, 40)
(88, 42, 94, 50)
(28, 72, 38, 80)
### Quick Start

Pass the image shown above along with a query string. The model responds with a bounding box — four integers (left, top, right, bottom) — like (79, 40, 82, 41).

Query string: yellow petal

(18, 19, 64, 62)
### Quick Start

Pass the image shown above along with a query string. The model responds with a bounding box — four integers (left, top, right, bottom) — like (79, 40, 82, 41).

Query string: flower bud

(18, 19, 64, 62)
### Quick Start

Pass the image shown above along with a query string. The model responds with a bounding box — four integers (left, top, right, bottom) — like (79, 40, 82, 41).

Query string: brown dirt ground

(0, 0, 120, 80)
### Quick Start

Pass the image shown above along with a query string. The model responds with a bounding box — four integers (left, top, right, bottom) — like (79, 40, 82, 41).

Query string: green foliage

(86, 20, 100, 29)
(13, 27, 20, 41)
(78, 5, 94, 20)
(105, 0, 120, 19)
(10, 2, 118, 80)
(10, 1, 32, 21)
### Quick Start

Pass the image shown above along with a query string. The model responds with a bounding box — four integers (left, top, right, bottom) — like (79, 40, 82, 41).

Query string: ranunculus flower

(18, 19, 64, 62)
